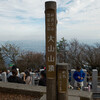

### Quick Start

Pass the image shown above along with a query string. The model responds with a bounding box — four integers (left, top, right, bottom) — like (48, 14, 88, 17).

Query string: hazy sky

(0, 0, 100, 43)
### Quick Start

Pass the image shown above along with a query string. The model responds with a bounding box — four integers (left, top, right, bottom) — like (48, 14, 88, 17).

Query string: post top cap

(82, 69, 87, 71)
(45, 1, 56, 10)
(71, 69, 76, 71)
(92, 69, 98, 71)
(45, 1, 56, 3)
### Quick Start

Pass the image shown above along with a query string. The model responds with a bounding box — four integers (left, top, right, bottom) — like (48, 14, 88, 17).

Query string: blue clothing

(73, 69, 85, 82)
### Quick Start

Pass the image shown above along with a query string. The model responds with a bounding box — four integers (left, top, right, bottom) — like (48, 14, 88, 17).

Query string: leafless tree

(83, 43, 100, 69)
(57, 38, 100, 71)
(1, 43, 20, 64)
(0, 48, 6, 71)
(66, 39, 85, 68)
(17, 51, 45, 71)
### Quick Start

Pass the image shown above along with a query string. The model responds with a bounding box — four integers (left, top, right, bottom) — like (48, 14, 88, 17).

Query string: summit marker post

(45, 1, 57, 100)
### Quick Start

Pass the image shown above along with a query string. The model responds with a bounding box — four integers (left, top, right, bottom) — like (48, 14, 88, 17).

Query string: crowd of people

(0, 65, 46, 86)
(0, 65, 92, 91)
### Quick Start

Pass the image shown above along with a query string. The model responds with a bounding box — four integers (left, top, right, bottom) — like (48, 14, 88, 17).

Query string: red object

(44, 67, 46, 70)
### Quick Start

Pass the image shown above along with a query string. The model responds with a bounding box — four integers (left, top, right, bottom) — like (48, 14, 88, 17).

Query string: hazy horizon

(0, 39, 100, 53)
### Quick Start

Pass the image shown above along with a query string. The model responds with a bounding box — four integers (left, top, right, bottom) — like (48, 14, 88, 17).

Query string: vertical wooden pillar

(45, 1, 57, 100)
(57, 63, 68, 100)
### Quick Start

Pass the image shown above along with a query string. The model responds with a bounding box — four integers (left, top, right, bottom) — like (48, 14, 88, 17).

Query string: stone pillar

(92, 69, 98, 92)
(30, 73, 35, 85)
(1, 72, 7, 82)
(71, 69, 75, 87)
(83, 69, 87, 87)
(20, 72, 24, 78)
(16, 68, 20, 77)
(57, 63, 68, 100)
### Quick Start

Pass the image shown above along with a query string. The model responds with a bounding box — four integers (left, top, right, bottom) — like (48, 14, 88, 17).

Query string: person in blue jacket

(73, 66, 85, 90)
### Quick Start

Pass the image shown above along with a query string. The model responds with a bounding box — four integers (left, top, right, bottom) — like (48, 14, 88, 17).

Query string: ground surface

(40, 94, 80, 100)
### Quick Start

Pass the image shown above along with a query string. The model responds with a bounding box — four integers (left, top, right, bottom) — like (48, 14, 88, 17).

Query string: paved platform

(40, 90, 92, 100)
(40, 94, 80, 100)
(0, 82, 92, 100)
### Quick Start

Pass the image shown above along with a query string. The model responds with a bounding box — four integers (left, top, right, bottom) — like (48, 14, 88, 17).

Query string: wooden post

(57, 63, 68, 100)
(45, 1, 57, 100)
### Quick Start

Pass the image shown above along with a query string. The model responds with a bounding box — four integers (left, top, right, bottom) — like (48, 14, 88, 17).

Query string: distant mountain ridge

(0, 40, 45, 53)
(0, 39, 100, 53)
